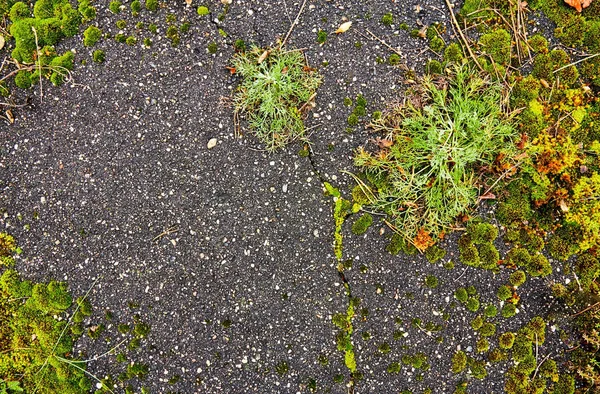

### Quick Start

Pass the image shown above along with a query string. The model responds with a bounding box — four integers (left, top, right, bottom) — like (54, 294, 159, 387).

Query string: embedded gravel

(0, 0, 572, 393)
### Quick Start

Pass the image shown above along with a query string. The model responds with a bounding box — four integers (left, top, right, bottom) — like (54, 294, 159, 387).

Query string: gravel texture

(0, 1, 571, 393)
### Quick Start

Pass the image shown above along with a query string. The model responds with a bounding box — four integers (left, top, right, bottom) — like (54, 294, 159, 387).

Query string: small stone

(207, 138, 217, 149)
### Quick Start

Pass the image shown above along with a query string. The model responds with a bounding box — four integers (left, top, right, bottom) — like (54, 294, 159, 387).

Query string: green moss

(512, 335, 532, 362)
(480, 322, 496, 337)
(351, 213, 373, 235)
(425, 59, 442, 74)
(347, 113, 358, 126)
(388, 53, 401, 66)
(554, 374, 575, 394)
(146, 0, 158, 11)
(488, 348, 506, 362)
(109, 0, 121, 13)
(116, 19, 126, 29)
(444, 261, 455, 270)
(498, 332, 516, 349)
(143, 38, 152, 47)
(554, 14, 585, 47)
(125, 36, 137, 46)
(471, 315, 483, 330)
(424, 275, 439, 289)
(425, 245, 446, 263)
(502, 303, 516, 318)
(14, 70, 32, 89)
(275, 361, 289, 376)
(316, 30, 327, 44)
(381, 12, 393, 26)
(484, 304, 497, 318)
(10, 2, 30, 21)
(511, 75, 541, 108)
(197, 5, 209, 15)
(466, 297, 480, 312)
(48, 51, 73, 85)
(469, 358, 487, 379)
(526, 253, 552, 277)
(207, 42, 218, 54)
(83, 25, 101, 47)
(115, 33, 126, 43)
(454, 287, 468, 303)
(148, 23, 158, 34)
(528, 34, 548, 54)
(131, 0, 141, 13)
(444, 42, 463, 63)
(479, 28, 511, 65)
(387, 362, 401, 374)
(429, 36, 445, 52)
(509, 270, 526, 287)
(476, 338, 489, 353)
(467, 222, 498, 243)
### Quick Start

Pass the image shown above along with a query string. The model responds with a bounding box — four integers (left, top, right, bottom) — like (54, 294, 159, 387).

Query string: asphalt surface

(0, 1, 570, 393)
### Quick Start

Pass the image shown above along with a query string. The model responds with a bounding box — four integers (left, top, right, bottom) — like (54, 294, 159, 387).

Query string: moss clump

(509, 270, 526, 287)
(425, 59, 442, 74)
(488, 348, 506, 362)
(466, 297, 480, 312)
(444, 42, 463, 63)
(479, 28, 511, 65)
(471, 315, 483, 330)
(454, 287, 468, 303)
(146, 0, 158, 11)
(459, 223, 500, 271)
(528, 34, 548, 54)
(480, 322, 496, 337)
(502, 303, 516, 318)
(92, 49, 105, 63)
(9, 0, 82, 64)
(0, 268, 92, 392)
(484, 304, 497, 318)
(388, 53, 401, 66)
(451, 351, 467, 373)
(14, 70, 32, 89)
(109, 0, 121, 13)
(115, 33, 126, 43)
(125, 36, 137, 46)
(381, 12, 393, 26)
(429, 36, 445, 52)
(499, 332, 516, 349)
(131, 0, 141, 14)
(197, 5, 209, 15)
(83, 25, 101, 47)
(476, 338, 489, 353)
(351, 213, 373, 235)
(425, 245, 446, 263)
(469, 358, 487, 379)
(424, 275, 439, 289)
(207, 42, 218, 54)
(347, 113, 358, 127)
(497, 284, 512, 301)
(0, 233, 19, 267)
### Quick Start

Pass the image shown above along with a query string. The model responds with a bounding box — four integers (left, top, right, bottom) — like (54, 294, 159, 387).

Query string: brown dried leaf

(335, 21, 352, 34)
(564, 0, 592, 12)
(185, 0, 192, 5)
(257, 50, 270, 64)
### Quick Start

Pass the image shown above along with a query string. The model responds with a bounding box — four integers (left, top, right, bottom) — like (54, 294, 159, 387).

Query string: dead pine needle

(444, 0, 484, 72)
(279, 0, 308, 49)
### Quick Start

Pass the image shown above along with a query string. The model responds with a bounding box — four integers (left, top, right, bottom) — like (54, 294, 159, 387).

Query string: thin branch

(152, 225, 179, 243)
(279, 0, 308, 49)
(359, 29, 402, 57)
(31, 26, 43, 103)
(570, 301, 600, 318)
(554, 53, 600, 73)
(444, 0, 484, 72)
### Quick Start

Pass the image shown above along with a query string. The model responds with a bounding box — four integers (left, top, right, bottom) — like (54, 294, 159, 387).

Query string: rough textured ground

(0, 1, 571, 393)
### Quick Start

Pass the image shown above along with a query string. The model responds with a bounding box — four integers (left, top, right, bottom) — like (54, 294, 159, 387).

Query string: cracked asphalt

(0, 0, 570, 393)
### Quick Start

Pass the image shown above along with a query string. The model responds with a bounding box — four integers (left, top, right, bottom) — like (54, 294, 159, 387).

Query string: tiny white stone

(207, 138, 217, 149)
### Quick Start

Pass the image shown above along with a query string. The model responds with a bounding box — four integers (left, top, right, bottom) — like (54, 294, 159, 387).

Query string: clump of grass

(354, 65, 517, 247)
(232, 47, 322, 151)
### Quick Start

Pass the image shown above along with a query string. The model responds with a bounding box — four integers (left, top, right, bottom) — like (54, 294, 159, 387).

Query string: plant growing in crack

(231, 46, 322, 151)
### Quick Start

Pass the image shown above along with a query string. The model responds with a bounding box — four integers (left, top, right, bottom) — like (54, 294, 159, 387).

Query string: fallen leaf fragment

(5, 110, 13, 124)
(0, 35, 4, 51)
(225, 66, 236, 75)
(559, 199, 569, 212)
(335, 21, 352, 34)
(564, 0, 592, 12)
(207, 138, 217, 149)
(257, 49, 270, 64)
(185, 0, 192, 5)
